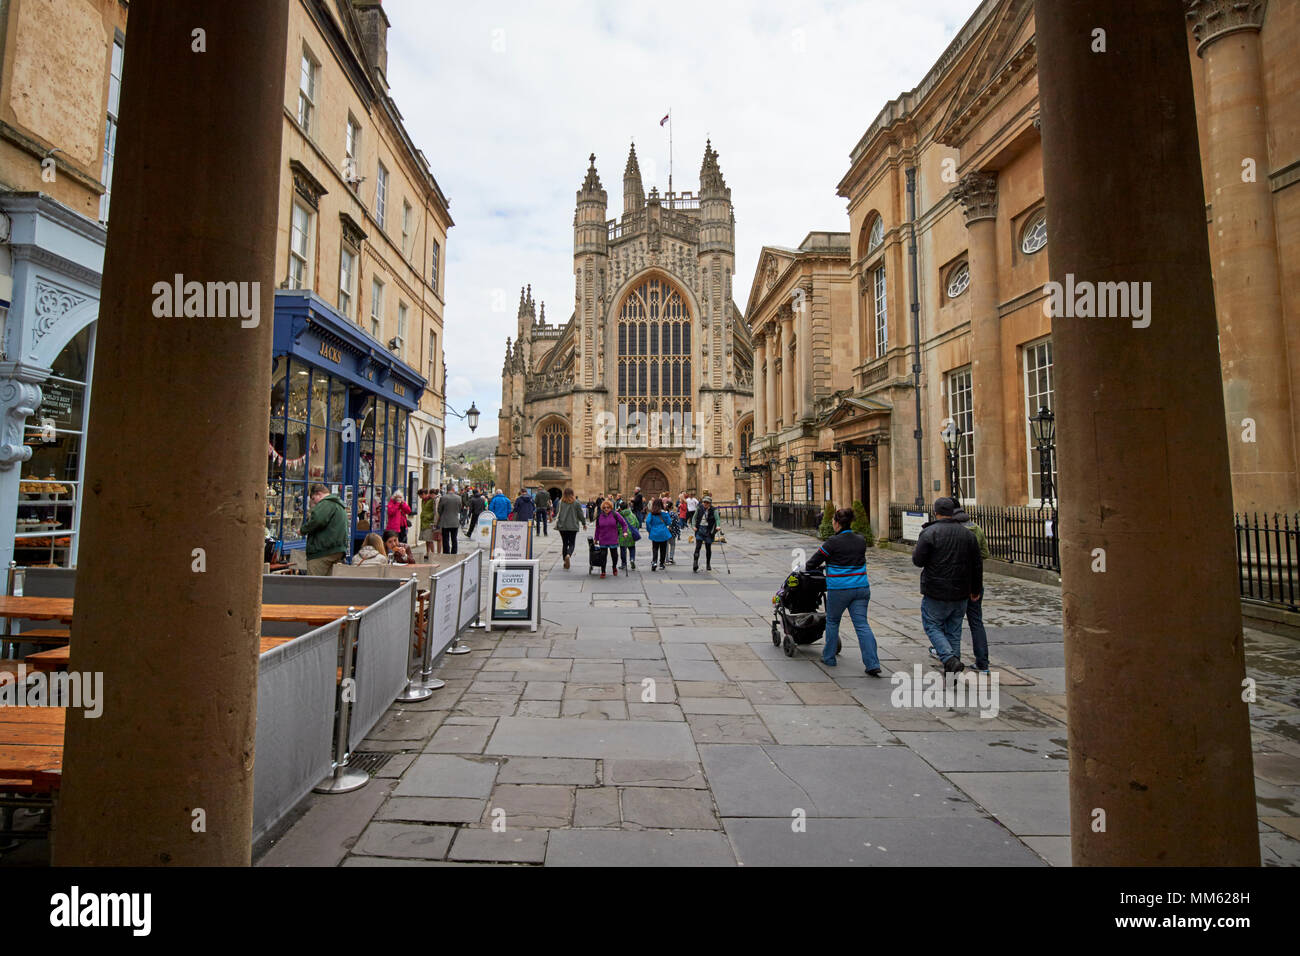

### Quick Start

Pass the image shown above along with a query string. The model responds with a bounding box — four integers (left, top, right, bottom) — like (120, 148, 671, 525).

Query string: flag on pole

(660, 113, 670, 126)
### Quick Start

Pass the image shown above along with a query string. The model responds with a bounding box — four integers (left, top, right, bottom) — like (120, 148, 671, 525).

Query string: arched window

(738, 418, 754, 463)
(617, 277, 693, 435)
(868, 217, 884, 254)
(538, 419, 570, 469)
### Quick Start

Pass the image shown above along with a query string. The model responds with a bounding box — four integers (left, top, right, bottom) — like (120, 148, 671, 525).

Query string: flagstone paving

(256, 522, 1300, 867)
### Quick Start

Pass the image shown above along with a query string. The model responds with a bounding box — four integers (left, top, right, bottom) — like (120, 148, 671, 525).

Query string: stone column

(781, 310, 796, 430)
(874, 441, 891, 538)
(767, 325, 781, 434)
(1188, 0, 1296, 510)
(0, 368, 45, 569)
(1036, 0, 1258, 866)
(797, 281, 814, 420)
(952, 172, 1004, 504)
(754, 336, 767, 441)
(53, 0, 289, 866)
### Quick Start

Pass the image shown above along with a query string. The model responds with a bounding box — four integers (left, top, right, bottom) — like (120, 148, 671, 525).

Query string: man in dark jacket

(467, 490, 486, 530)
(911, 497, 983, 672)
(301, 483, 349, 576)
(513, 489, 536, 523)
(533, 488, 551, 536)
(437, 488, 463, 554)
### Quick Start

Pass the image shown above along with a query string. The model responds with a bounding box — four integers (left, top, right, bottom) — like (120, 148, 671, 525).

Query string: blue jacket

(645, 511, 672, 542)
(488, 493, 511, 520)
(805, 529, 869, 589)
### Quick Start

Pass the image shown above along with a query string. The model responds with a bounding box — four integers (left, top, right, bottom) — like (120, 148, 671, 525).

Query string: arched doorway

(547, 486, 563, 503)
(639, 467, 669, 496)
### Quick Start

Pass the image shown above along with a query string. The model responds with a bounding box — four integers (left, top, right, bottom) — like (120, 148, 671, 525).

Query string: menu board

(902, 511, 927, 542)
(457, 548, 482, 630)
(487, 560, 539, 631)
(490, 520, 533, 560)
(429, 564, 463, 657)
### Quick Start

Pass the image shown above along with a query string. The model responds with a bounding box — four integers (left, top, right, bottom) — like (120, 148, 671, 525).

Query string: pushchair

(771, 569, 828, 657)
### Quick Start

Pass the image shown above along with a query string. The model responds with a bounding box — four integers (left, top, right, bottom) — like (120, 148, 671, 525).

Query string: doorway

(639, 467, 669, 496)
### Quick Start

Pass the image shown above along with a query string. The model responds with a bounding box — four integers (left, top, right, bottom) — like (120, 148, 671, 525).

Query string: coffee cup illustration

(497, 586, 522, 601)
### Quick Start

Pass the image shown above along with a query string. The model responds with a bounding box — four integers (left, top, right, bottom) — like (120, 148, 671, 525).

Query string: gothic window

(617, 277, 693, 436)
(738, 418, 754, 463)
(539, 419, 570, 469)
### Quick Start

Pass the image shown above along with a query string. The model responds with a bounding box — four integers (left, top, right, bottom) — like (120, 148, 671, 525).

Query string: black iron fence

(889, 503, 1060, 571)
(713, 504, 761, 527)
(1237, 512, 1300, 611)
(772, 502, 823, 534)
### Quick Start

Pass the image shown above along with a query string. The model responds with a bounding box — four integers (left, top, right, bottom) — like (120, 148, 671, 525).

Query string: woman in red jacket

(386, 491, 413, 543)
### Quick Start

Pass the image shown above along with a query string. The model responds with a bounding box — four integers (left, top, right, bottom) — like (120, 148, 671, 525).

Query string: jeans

(441, 527, 458, 554)
(559, 529, 577, 558)
(693, 539, 712, 566)
(535, 510, 548, 535)
(668, 535, 677, 562)
(824, 586, 880, 669)
(620, 544, 636, 567)
(921, 595, 968, 662)
(652, 540, 668, 567)
(967, 592, 988, 669)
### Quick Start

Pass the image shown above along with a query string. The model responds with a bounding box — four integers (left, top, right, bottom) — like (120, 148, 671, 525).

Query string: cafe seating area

(0, 548, 485, 853)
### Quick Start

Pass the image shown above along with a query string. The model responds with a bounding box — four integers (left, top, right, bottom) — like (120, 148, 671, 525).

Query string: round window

(946, 261, 970, 299)
(1021, 209, 1047, 255)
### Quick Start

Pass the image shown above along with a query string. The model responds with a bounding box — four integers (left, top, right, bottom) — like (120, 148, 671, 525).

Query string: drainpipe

(906, 166, 924, 509)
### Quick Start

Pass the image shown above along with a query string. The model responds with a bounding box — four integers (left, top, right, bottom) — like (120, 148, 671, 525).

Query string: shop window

(100, 36, 124, 223)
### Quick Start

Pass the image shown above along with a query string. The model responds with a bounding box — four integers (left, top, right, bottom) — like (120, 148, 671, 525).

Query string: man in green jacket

(301, 483, 349, 576)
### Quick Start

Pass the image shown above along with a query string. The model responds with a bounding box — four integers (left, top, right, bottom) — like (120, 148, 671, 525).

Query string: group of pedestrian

(801, 495, 988, 677)
(579, 487, 717, 577)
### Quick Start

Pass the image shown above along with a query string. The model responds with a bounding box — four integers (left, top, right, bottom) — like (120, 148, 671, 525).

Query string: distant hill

(446, 435, 497, 462)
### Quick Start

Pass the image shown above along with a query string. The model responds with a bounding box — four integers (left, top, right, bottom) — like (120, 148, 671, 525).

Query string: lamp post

(1029, 405, 1057, 567)
(940, 417, 963, 503)
(446, 400, 480, 432)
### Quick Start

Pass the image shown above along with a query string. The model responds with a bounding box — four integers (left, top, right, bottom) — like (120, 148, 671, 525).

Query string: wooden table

(0, 596, 361, 628)
(0, 707, 64, 792)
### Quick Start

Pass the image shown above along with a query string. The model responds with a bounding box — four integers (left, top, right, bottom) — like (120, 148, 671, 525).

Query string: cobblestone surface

(258, 523, 1300, 867)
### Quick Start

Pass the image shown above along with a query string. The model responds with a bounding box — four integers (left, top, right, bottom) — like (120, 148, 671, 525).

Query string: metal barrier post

(2, 563, 14, 658)
(467, 550, 486, 631)
(446, 556, 473, 654)
(314, 608, 369, 794)
(396, 574, 434, 702)
(413, 575, 447, 691)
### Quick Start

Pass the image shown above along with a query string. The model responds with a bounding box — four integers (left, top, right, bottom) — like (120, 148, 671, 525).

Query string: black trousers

(441, 527, 458, 553)
(652, 540, 668, 566)
(596, 545, 617, 571)
(559, 529, 578, 558)
(693, 539, 712, 565)
(535, 510, 548, 534)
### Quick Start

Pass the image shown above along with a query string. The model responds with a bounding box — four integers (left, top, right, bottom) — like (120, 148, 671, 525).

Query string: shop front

(267, 291, 425, 558)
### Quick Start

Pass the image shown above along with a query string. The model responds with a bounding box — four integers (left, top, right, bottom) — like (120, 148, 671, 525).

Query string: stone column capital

(1186, 0, 1267, 56)
(951, 171, 999, 225)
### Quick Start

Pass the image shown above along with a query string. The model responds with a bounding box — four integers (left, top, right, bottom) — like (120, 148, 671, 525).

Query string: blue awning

(272, 290, 426, 410)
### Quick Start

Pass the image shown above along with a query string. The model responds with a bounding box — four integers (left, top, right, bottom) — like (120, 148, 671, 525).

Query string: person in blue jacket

(803, 507, 881, 675)
(644, 498, 673, 571)
(512, 488, 536, 523)
(488, 489, 512, 521)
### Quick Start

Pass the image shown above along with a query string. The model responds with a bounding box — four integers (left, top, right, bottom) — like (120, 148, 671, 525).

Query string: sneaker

(612, 567, 618, 576)
(942, 655, 965, 674)
(866, 668, 883, 678)
(600, 571, 606, 579)
(631, 561, 636, 570)
(668, 559, 675, 565)
(823, 658, 837, 667)
(928, 647, 941, 661)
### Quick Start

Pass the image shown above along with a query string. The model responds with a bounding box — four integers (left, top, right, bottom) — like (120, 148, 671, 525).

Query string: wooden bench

(9, 628, 70, 646)
(0, 707, 65, 794)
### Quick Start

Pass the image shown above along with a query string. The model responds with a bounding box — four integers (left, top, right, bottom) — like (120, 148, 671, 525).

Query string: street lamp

(447, 401, 480, 432)
(940, 417, 963, 502)
(1030, 405, 1058, 568)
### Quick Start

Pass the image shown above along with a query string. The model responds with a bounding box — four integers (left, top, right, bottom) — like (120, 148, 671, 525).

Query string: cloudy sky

(385, 0, 976, 446)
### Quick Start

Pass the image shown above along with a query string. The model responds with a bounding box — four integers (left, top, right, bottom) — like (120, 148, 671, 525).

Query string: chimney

(353, 1, 390, 84)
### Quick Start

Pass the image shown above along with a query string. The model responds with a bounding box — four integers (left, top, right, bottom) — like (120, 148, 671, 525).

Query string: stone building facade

(748, 0, 1300, 536)
(497, 143, 753, 501)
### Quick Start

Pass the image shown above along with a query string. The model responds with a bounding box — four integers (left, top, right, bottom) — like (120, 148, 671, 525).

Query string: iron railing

(1237, 512, 1300, 611)
(889, 503, 1060, 571)
(772, 502, 823, 534)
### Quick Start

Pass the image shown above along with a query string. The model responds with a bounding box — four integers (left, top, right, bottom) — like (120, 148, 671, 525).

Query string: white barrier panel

(428, 562, 464, 659)
(457, 548, 483, 630)
(253, 620, 339, 843)
(348, 579, 416, 750)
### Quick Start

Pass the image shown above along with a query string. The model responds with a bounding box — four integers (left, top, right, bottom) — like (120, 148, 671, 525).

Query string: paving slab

(675, 681, 745, 698)
(699, 744, 982, 819)
(376, 797, 486, 824)
(486, 716, 699, 760)
(986, 643, 1066, 669)
(497, 756, 599, 785)
(485, 784, 575, 828)
(605, 759, 708, 789)
(574, 787, 621, 827)
(393, 754, 501, 799)
(686, 713, 775, 745)
(897, 731, 1070, 772)
(549, 639, 664, 659)
(546, 829, 736, 866)
(516, 700, 562, 718)
(755, 705, 894, 745)
(562, 699, 629, 719)
(678, 697, 757, 716)
(353, 822, 455, 860)
(425, 720, 496, 753)
(947, 771, 1070, 837)
(723, 816, 1044, 866)
(621, 787, 719, 830)
(522, 681, 565, 700)
(449, 828, 549, 864)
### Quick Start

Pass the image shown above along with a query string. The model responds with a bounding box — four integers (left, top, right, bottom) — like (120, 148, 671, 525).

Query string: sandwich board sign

(486, 559, 539, 631)
(490, 520, 533, 560)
